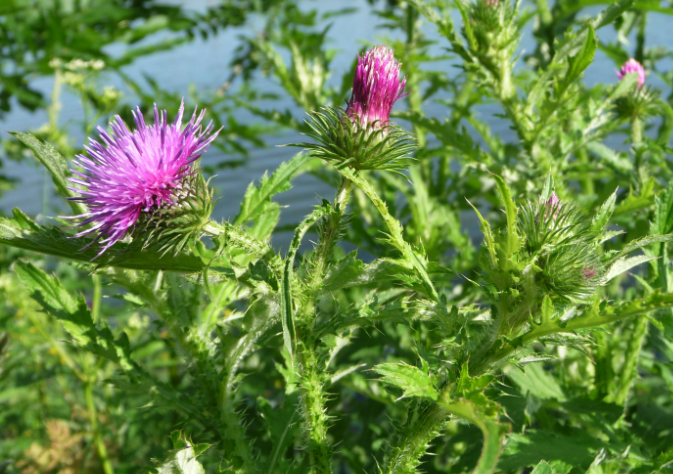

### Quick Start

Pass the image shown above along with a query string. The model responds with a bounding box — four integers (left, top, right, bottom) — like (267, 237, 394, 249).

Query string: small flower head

(346, 45, 407, 128)
(617, 58, 646, 88)
(68, 100, 218, 256)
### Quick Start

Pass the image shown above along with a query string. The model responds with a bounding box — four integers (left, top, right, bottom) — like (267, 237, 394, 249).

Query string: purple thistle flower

(67, 100, 219, 256)
(617, 58, 645, 88)
(346, 45, 407, 129)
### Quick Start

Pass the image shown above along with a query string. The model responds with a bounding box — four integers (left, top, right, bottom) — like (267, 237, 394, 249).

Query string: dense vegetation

(1, 0, 673, 473)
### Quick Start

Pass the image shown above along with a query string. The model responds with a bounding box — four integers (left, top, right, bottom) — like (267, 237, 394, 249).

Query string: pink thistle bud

(486, 0, 499, 6)
(617, 58, 645, 88)
(346, 45, 407, 129)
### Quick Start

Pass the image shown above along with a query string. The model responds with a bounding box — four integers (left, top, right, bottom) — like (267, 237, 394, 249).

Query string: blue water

(1, 0, 671, 249)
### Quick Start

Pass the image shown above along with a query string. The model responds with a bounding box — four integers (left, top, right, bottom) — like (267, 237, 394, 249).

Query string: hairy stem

(613, 316, 649, 405)
(299, 339, 332, 474)
(384, 403, 447, 474)
(297, 181, 353, 473)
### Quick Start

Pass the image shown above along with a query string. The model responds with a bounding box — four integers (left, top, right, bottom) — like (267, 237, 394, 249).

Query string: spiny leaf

(492, 174, 520, 265)
(152, 432, 208, 474)
(235, 151, 310, 227)
(10, 132, 86, 216)
(604, 254, 657, 282)
(592, 189, 618, 233)
(373, 360, 438, 400)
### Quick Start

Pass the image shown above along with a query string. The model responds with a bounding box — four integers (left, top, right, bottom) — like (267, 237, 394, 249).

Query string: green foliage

(2, 0, 673, 473)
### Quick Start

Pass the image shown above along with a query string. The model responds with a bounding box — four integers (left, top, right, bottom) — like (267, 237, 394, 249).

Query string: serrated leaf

(531, 461, 555, 474)
(498, 429, 610, 471)
(155, 432, 208, 474)
(540, 173, 555, 203)
(10, 132, 85, 216)
(604, 254, 657, 282)
(441, 397, 510, 474)
(373, 361, 438, 400)
(235, 152, 310, 225)
(258, 392, 299, 474)
(507, 364, 566, 401)
(653, 180, 673, 236)
(493, 174, 520, 264)
(467, 199, 498, 269)
(592, 189, 618, 232)
(560, 25, 597, 95)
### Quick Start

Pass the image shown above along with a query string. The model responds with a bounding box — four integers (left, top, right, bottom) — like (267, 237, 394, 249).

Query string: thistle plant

(3, 1, 673, 474)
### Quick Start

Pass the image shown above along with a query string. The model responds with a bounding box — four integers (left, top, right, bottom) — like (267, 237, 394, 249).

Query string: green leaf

(604, 254, 658, 282)
(441, 398, 510, 474)
(154, 432, 208, 474)
(235, 152, 310, 238)
(0, 213, 208, 273)
(467, 199, 498, 269)
(10, 132, 85, 216)
(591, 188, 618, 232)
(506, 364, 566, 401)
(373, 360, 438, 400)
(531, 461, 553, 474)
(653, 180, 673, 236)
(14, 261, 135, 370)
(560, 25, 597, 95)
(493, 174, 520, 265)
(498, 429, 609, 471)
(540, 173, 555, 203)
(258, 392, 300, 474)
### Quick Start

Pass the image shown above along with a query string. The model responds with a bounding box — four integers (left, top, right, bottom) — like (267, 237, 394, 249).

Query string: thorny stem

(613, 316, 649, 406)
(298, 179, 353, 474)
(308, 178, 351, 295)
(383, 403, 447, 474)
(299, 338, 333, 474)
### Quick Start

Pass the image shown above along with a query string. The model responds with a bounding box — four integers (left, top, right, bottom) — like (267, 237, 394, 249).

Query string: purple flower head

(346, 45, 407, 129)
(617, 58, 645, 88)
(67, 100, 219, 256)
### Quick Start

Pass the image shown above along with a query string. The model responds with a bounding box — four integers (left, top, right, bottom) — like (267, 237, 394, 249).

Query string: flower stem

(613, 316, 649, 406)
(84, 378, 115, 474)
(297, 178, 352, 474)
(299, 339, 332, 474)
(383, 403, 447, 474)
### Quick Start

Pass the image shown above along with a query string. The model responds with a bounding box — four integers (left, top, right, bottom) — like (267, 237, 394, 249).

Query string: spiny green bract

(292, 106, 416, 173)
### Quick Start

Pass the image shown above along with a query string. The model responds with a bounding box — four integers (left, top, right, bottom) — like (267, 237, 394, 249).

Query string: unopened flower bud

(617, 58, 645, 89)
(346, 46, 407, 129)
